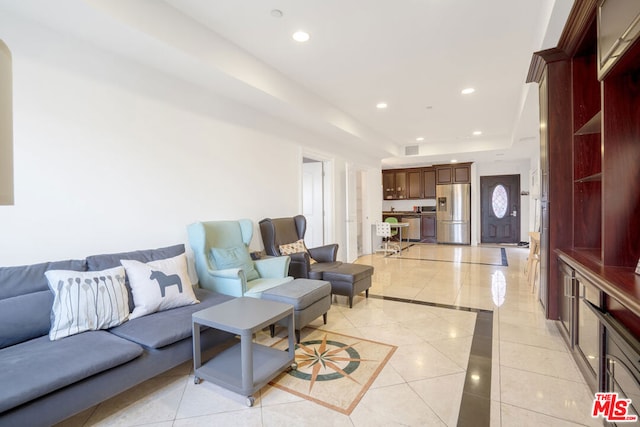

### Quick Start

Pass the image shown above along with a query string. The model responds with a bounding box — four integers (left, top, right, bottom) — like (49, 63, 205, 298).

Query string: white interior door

(302, 160, 324, 248)
(345, 163, 358, 262)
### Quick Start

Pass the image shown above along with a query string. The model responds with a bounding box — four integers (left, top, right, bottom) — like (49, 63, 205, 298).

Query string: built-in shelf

(575, 172, 602, 183)
(575, 111, 601, 135)
(571, 247, 603, 264)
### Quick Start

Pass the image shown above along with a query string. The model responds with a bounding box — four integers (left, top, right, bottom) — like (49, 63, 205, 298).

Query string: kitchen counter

(380, 211, 437, 243)
(382, 211, 435, 216)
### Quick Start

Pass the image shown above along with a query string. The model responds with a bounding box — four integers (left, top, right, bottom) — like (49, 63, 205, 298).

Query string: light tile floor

(58, 244, 600, 426)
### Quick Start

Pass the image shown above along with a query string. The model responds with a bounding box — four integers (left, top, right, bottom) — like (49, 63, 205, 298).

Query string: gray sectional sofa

(0, 244, 235, 427)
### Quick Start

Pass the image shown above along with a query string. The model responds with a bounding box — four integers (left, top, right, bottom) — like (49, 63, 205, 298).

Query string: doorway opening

(480, 174, 521, 244)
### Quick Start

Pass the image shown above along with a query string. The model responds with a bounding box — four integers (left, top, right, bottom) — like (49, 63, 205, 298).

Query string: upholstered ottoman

(322, 263, 374, 308)
(261, 278, 331, 343)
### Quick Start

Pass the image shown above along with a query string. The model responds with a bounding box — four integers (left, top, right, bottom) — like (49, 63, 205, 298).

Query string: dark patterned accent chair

(259, 215, 374, 308)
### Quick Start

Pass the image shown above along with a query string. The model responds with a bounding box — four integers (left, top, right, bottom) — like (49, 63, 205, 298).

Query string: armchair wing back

(260, 216, 306, 256)
(259, 215, 340, 279)
(187, 220, 292, 297)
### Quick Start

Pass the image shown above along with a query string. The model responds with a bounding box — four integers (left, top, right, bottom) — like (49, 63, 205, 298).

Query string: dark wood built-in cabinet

(528, 0, 640, 399)
(382, 163, 470, 200)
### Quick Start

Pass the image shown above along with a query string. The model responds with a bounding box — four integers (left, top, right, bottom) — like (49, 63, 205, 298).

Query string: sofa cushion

(0, 259, 86, 299)
(0, 291, 53, 349)
(108, 288, 233, 349)
(45, 267, 130, 340)
(0, 331, 143, 413)
(85, 244, 186, 312)
(121, 254, 199, 320)
(0, 260, 86, 350)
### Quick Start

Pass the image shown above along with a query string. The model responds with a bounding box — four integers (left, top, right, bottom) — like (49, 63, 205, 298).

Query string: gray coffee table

(192, 297, 296, 406)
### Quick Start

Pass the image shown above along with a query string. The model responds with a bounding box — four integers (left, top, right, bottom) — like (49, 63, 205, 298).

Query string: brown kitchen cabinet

(436, 163, 471, 184)
(381, 168, 419, 200)
(382, 171, 395, 200)
(422, 168, 436, 198)
(382, 170, 408, 199)
(407, 169, 422, 199)
(420, 215, 436, 243)
(382, 165, 461, 200)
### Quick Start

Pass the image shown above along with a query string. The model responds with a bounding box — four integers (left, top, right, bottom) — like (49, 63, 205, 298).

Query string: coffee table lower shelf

(195, 341, 294, 406)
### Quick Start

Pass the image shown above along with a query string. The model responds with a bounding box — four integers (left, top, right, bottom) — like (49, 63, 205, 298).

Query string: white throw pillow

(45, 266, 129, 340)
(120, 254, 199, 320)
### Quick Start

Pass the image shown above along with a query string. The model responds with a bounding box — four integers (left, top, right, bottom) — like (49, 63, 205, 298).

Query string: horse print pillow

(120, 254, 199, 320)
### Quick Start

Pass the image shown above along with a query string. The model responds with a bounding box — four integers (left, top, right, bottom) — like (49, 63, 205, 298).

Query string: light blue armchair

(187, 219, 293, 297)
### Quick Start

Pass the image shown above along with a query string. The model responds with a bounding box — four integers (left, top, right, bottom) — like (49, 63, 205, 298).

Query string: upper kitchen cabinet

(407, 169, 422, 199)
(383, 164, 469, 200)
(382, 169, 408, 199)
(436, 163, 471, 184)
(382, 167, 438, 200)
(422, 168, 436, 199)
(597, 0, 640, 79)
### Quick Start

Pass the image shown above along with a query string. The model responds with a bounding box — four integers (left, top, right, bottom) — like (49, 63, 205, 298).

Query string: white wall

(472, 160, 532, 245)
(0, 14, 380, 266)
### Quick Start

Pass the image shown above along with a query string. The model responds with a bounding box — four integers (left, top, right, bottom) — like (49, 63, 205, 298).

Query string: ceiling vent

(405, 145, 419, 156)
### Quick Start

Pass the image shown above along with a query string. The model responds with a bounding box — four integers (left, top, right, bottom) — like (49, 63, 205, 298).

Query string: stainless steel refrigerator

(436, 183, 471, 244)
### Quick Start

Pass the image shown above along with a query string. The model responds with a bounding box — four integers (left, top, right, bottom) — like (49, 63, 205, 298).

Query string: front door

(481, 174, 520, 244)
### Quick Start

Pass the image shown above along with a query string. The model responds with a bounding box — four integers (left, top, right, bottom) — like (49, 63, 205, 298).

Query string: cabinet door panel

(395, 171, 407, 199)
(383, 171, 395, 199)
(453, 165, 470, 183)
(437, 167, 452, 184)
(423, 169, 436, 198)
(421, 215, 436, 242)
(407, 170, 422, 199)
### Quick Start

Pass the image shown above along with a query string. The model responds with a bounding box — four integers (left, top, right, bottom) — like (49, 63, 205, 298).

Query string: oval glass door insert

(492, 185, 508, 218)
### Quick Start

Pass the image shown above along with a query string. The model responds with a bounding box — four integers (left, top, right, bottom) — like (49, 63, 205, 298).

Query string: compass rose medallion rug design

(269, 328, 397, 415)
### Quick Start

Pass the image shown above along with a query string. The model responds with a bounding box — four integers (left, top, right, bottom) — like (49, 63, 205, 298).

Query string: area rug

(269, 328, 397, 415)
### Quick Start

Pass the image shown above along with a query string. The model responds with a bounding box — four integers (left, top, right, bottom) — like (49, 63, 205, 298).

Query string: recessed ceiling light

(461, 88, 475, 95)
(376, 102, 388, 109)
(451, 159, 458, 163)
(416, 137, 424, 141)
(473, 131, 482, 136)
(292, 31, 310, 42)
